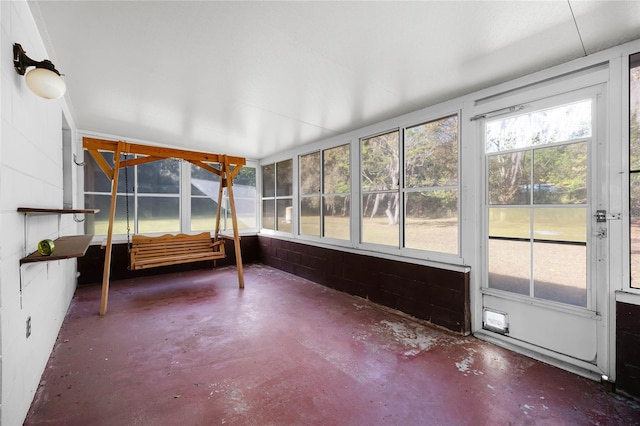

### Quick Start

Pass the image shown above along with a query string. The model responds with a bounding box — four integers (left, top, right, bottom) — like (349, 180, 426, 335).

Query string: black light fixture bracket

(13, 43, 61, 76)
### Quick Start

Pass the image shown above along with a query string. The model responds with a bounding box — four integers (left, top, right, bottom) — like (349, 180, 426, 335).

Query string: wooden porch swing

(83, 137, 246, 315)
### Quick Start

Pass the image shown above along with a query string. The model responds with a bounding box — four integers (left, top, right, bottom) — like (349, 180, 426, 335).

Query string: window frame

(260, 159, 294, 234)
(84, 150, 258, 240)
(298, 143, 352, 243)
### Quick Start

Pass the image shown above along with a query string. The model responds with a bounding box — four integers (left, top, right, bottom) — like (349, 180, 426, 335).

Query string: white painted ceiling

(29, 1, 640, 160)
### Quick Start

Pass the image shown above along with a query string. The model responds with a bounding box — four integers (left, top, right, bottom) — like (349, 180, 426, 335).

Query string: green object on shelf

(37, 239, 55, 256)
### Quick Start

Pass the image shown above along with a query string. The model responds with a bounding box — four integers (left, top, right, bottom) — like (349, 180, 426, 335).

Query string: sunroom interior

(4, 1, 640, 424)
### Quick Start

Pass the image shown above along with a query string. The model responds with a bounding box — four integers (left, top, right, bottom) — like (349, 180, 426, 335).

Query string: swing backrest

(129, 232, 225, 270)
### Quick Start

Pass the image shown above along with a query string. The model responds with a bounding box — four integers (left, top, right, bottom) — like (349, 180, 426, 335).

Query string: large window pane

(137, 196, 179, 233)
(405, 115, 458, 187)
(84, 152, 134, 193)
(191, 163, 220, 197)
(300, 196, 320, 236)
(262, 200, 275, 230)
(361, 131, 399, 192)
(323, 144, 350, 194)
(276, 159, 293, 197)
(229, 197, 257, 230)
(322, 144, 350, 241)
(84, 194, 133, 236)
(361, 192, 399, 246)
(276, 199, 293, 233)
(405, 190, 457, 253)
(138, 158, 179, 194)
(300, 152, 320, 195)
(262, 164, 275, 198)
(323, 195, 350, 240)
(191, 197, 218, 231)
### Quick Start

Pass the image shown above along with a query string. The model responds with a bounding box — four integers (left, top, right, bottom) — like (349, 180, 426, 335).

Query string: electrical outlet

(26, 316, 31, 338)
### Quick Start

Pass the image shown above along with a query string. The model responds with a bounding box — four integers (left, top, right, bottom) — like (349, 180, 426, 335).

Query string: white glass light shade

(25, 68, 66, 99)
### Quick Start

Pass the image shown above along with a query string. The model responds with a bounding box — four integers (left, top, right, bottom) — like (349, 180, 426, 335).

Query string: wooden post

(99, 142, 124, 315)
(224, 156, 244, 288)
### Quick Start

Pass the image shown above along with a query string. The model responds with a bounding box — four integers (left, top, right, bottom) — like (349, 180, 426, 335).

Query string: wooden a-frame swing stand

(83, 137, 246, 315)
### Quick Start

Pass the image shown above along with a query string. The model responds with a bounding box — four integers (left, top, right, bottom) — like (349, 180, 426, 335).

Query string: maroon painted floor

(26, 264, 639, 425)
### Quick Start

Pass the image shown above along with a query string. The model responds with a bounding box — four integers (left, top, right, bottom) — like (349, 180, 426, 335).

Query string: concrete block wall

(616, 302, 640, 398)
(259, 236, 471, 334)
(0, 1, 80, 424)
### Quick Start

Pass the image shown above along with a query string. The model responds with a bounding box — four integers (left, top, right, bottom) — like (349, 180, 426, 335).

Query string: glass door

(481, 87, 609, 375)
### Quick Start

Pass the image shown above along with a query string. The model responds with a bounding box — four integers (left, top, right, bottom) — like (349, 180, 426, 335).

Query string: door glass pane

(486, 98, 592, 306)
(533, 143, 587, 205)
(488, 208, 531, 295)
(405, 190, 458, 253)
(323, 195, 350, 240)
(488, 239, 530, 296)
(532, 207, 587, 307)
(485, 100, 592, 153)
(488, 151, 531, 205)
(533, 207, 586, 243)
(489, 207, 530, 239)
(533, 241, 586, 307)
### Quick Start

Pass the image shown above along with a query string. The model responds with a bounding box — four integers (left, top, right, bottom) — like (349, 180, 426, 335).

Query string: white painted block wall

(1, 1, 81, 424)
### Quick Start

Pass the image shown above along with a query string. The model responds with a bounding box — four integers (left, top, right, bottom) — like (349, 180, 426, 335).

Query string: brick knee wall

(259, 236, 470, 335)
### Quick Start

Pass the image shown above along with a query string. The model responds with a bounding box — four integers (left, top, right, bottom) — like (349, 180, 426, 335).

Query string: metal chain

(124, 153, 132, 263)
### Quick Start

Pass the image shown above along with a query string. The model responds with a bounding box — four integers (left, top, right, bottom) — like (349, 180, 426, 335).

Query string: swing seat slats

(129, 232, 225, 270)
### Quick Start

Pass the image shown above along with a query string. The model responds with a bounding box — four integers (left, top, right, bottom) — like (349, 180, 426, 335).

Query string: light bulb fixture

(13, 43, 66, 100)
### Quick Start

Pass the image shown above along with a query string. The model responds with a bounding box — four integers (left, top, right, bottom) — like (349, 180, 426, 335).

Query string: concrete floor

(26, 264, 640, 425)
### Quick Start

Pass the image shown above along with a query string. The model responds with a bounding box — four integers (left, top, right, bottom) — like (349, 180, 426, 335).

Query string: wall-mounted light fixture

(13, 43, 66, 100)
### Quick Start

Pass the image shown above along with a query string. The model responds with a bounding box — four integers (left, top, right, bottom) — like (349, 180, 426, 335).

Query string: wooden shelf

(18, 207, 99, 215)
(20, 235, 94, 265)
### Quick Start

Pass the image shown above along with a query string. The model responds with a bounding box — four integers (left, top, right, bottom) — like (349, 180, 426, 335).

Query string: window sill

(615, 290, 640, 306)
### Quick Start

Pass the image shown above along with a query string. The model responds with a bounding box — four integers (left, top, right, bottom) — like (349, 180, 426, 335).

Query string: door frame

(468, 66, 614, 380)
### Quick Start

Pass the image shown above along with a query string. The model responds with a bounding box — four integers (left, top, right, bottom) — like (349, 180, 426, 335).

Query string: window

(630, 52, 640, 289)
(85, 152, 256, 236)
(299, 144, 351, 240)
(190, 163, 257, 232)
(137, 158, 180, 233)
(404, 115, 458, 254)
(262, 159, 293, 233)
(359, 115, 459, 254)
(361, 131, 400, 246)
(84, 152, 135, 236)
